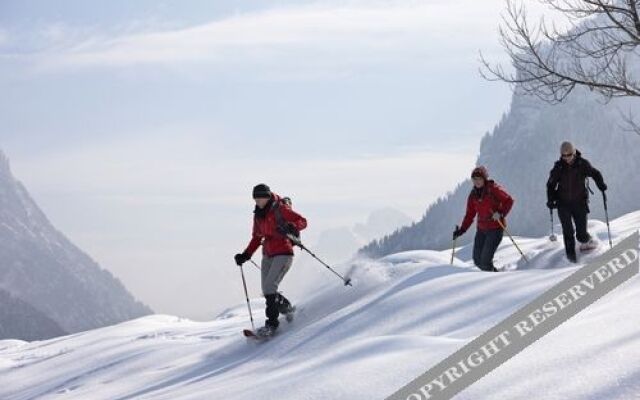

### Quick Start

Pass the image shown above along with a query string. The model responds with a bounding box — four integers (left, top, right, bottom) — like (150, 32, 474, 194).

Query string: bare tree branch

(480, 0, 640, 134)
(620, 107, 640, 134)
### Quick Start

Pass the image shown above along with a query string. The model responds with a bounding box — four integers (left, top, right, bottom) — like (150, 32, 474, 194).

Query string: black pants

(265, 292, 292, 328)
(557, 202, 591, 260)
(473, 228, 504, 271)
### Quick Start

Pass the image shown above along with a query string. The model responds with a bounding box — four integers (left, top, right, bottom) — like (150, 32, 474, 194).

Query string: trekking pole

(450, 225, 458, 265)
(238, 264, 255, 332)
(286, 234, 352, 286)
(248, 259, 261, 271)
(603, 191, 613, 249)
(549, 209, 557, 242)
(496, 219, 529, 264)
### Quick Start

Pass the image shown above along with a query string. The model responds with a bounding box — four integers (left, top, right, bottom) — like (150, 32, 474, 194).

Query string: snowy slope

(1, 211, 639, 400)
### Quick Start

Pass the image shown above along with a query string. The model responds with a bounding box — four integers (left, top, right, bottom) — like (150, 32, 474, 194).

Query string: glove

(278, 222, 300, 237)
(234, 252, 250, 266)
(452, 226, 465, 240)
(546, 200, 557, 210)
(599, 183, 607, 192)
(491, 212, 503, 221)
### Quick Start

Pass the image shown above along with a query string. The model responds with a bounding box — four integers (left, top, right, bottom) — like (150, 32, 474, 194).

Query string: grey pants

(261, 255, 293, 295)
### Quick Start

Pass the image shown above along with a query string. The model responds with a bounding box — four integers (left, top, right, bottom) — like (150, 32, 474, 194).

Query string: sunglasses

(561, 153, 574, 158)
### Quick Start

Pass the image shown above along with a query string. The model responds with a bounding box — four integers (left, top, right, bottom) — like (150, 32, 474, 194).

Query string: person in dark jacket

(234, 184, 307, 336)
(453, 166, 514, 272)
(546, 142, 607, 263)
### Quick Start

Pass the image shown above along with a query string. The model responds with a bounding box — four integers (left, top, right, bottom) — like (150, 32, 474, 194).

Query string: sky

(0, 0, 562, 319)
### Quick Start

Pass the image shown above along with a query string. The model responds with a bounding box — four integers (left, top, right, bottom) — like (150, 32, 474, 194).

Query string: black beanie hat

(252, 183, 271, 199)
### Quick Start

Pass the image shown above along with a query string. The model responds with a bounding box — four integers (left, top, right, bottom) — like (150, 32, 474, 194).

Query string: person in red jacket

(453, 166, 514, 272)
(234, 183, 307, 336)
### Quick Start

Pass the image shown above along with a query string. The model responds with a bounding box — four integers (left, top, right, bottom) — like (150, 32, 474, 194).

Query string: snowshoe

(579, 239, 598, 253)
(284, 305, 296, 323)
(256, 325, 277, 337)
(243, 325, 278, 340)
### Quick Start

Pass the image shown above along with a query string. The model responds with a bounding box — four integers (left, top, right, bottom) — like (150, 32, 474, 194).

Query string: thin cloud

(28, 1, 508, 74)
(0, 29, 8, 47)
(12, 132, 476, 214)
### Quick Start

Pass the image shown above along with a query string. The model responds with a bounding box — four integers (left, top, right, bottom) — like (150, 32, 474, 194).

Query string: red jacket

(244, 193, 308, 258)
(460, 180, 514, 232)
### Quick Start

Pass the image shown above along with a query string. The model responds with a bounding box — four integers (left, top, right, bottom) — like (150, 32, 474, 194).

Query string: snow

(1, 212, 639, 400)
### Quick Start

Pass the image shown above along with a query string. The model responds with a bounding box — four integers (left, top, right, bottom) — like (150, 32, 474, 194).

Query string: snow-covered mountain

(353, 208, 413, 242)
(1, 211, 638, 399)
(0, 150, 151, 338)
(361, 90, 640, 257)
(312, 207, 412, 262)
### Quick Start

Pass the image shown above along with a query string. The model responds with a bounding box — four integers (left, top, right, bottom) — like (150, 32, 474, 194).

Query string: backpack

(264, 196, 301, 241)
